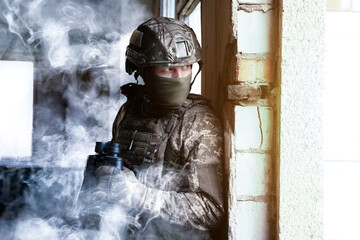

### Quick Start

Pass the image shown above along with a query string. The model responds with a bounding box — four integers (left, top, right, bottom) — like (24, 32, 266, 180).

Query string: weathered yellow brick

(237, 58, 275, 83)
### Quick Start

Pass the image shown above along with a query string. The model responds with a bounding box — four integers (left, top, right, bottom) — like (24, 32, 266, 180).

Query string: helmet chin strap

(142, 71, 150, 102)
(189, 61, 203, 91)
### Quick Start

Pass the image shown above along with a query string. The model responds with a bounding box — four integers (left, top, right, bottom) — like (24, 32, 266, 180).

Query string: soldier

(95, 17, 225, 239)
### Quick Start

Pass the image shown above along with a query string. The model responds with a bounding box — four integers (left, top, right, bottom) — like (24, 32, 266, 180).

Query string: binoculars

(79, 141, 124, 230)
(81, 141, 124, 192)
(88, 141, 124, 170)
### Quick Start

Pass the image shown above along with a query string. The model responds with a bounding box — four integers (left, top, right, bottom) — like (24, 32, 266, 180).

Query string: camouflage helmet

(125, 17, 202, 75)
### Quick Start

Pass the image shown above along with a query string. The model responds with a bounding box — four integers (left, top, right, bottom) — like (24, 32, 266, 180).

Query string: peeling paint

(238, 194, 274, 202)
(237, 3, 274, 13)
(234, 99, 273, 107)
(235, 148, 272, 154)
(237, 52, 276, 60)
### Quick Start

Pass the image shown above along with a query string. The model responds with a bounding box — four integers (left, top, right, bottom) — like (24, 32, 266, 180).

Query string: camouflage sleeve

(141, 106, 225, 233)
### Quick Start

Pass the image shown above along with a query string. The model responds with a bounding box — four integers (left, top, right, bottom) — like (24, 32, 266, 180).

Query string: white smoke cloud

(14, 218, 59, 240)
(0, 0, 151, 238)
(2, 0, 146, 70)
(0, 0, 150, 167)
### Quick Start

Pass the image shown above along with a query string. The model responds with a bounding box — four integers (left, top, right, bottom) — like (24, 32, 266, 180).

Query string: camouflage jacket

(111, 84, 225, 239)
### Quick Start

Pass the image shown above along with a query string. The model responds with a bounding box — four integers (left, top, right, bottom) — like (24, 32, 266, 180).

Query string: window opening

(187, 3, 201, 94)
(160, 0, 175, 18)
(0, 61, 33, 164)
(323, 3, 360, 239)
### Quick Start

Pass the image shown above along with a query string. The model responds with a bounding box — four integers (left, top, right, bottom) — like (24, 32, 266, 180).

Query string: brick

(237, 10, 276, 53)
(235, 152, 272, 197)
(237, 58, 275, 83)
(234, 106, 273, 151)
(235, 201, 271, 239)
(228, 84, 262, 101)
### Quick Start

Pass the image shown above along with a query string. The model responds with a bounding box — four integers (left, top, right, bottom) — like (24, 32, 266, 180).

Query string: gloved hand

(94, 166, 148, 210)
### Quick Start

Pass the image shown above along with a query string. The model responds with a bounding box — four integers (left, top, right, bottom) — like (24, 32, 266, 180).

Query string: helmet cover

(125, 17, 202, 74)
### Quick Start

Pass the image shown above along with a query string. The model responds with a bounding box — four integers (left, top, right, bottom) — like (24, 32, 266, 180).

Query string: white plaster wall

(279, 0, 325, 239)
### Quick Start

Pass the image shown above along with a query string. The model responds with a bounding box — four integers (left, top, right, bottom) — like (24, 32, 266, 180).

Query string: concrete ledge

(228, 84, 262, 101)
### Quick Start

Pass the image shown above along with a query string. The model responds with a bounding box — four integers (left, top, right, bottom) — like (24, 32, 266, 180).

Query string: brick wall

(202, 0, 325, 239)
(229, 1, 278, 239)
(202, 0, 278, 239)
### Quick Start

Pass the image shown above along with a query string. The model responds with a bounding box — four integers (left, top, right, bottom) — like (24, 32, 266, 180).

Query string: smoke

(2, 0, 143, 68)
(0, 0, 151, 167)
(0, 0, 151, 239)
(1, 0, 151, 166)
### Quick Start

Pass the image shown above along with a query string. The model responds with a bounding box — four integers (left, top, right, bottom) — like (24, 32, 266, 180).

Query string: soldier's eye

(182, 65, 190, 70)
(162, 68, 173, 72)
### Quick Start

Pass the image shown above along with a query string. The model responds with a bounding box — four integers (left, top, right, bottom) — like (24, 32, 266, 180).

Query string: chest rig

(112, 84, 199, 168)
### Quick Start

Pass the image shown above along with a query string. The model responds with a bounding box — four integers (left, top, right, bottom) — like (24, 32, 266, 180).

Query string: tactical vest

(112, 83, 210, 169)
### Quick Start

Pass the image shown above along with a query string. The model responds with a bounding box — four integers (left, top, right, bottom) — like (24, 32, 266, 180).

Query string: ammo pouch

(116, 126, 167, 166)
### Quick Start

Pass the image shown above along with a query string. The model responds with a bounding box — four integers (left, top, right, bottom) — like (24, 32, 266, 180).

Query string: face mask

(143, 71, 191, 109)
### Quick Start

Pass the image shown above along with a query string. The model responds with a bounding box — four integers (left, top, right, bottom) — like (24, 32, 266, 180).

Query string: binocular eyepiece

(90, 141, 124, 170)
